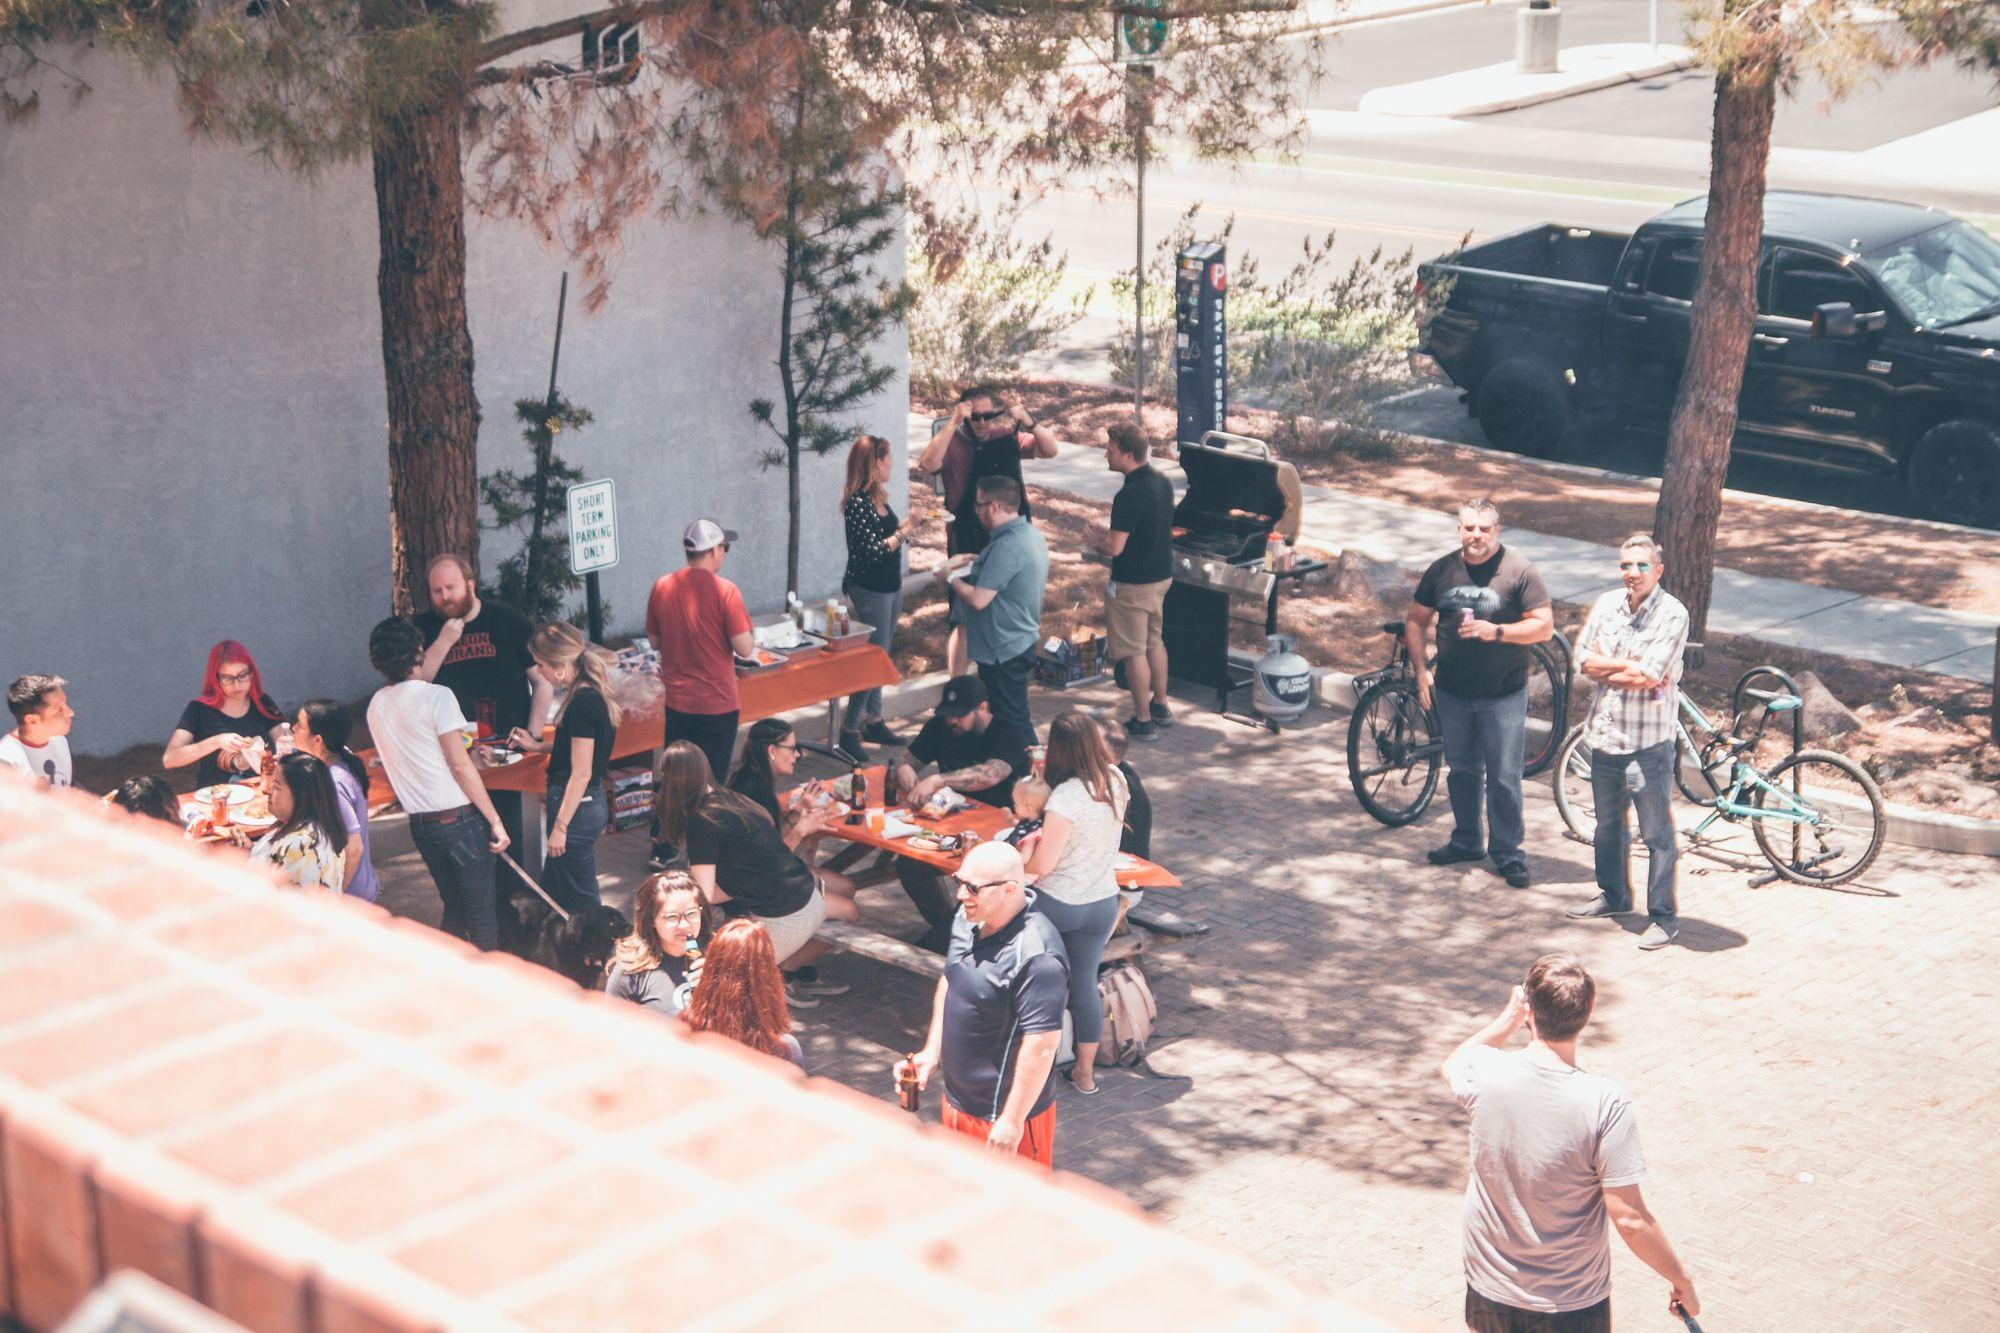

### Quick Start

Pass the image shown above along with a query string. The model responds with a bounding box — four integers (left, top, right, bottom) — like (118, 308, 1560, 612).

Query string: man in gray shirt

(939, 474, 1049, 743)
(1441, 955, 1699, 1331)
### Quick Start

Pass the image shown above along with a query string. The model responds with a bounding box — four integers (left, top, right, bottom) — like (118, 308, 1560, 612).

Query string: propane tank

(1253, 633, 1314, 723)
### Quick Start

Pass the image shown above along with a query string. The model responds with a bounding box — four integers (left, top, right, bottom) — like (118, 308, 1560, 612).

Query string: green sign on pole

(1116, 0, 1167, 61)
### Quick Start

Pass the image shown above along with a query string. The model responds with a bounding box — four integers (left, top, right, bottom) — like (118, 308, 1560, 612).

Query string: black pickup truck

(1414, 191, 2000, 528)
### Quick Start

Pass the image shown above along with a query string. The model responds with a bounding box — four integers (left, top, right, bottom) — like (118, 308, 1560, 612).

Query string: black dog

(495, 870, 627, 990)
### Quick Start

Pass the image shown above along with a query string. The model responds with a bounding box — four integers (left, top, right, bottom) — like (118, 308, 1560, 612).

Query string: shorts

(1105, 577, 1170, 660)
(941, 1099, 1056, 1169)
(1464, 1288, 1610, 1333)
(757, 882, 827, 963)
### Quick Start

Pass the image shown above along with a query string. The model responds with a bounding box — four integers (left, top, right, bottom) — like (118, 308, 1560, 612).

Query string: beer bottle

(897, 1055, 921, 1113)
(851, 762, 868, 808)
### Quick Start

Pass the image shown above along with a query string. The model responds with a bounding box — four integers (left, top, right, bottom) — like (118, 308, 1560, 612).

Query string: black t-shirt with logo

(907, 713, 1033, 806)
(684, 791, 816, 920)
(941, 895, 1070, 1121)
(414, 600, 536, 736)
(1108, 463, 1175, 585)
(1413, 545, 1552, 699)
(546, 686, 616, 790)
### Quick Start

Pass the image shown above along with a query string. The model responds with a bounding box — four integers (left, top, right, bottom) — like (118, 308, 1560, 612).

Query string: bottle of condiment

(1266, 532, 1287, 571)
(897, 1055, 922, 1114)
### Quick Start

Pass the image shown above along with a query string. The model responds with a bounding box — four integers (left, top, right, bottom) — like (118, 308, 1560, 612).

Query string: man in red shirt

(646, 519, 757, 793)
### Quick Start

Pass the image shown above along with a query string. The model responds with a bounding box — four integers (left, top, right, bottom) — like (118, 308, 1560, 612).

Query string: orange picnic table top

(358, 646, 900, 808)
(819, 777, 1182, 890)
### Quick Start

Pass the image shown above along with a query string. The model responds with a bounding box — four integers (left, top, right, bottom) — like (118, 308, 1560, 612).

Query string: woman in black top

(729, 718, 844, 866)
(163, 640, 287, 790)
(509, 622, 621, 913)
(838, 434, 916, 755)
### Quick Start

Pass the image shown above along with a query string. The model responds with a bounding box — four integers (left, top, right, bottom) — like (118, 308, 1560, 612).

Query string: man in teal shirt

(938, 475, 1049, 742)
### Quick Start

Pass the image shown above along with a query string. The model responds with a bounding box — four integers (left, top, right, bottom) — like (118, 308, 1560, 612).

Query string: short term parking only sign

(567, 479, 618, 575)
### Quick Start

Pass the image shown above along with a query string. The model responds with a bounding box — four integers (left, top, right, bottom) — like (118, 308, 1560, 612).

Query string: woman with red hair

(163, 640, 287, 789)
(680, 919, 806, 1071)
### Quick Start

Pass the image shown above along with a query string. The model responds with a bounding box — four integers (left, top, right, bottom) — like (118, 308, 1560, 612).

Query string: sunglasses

(968, 409, 1010, 423)
(771, 742, 801, 753)
(1619, 562, 1654, 573)
(952, 875, 1014, 895)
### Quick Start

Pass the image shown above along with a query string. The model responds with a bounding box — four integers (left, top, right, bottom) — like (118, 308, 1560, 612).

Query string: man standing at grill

(1087, 423, 1175, 741)
(938, 476, 1048, 744)
(1565, 536, 1690, 951)
(646, 518, 757, 799)
(919, 385, 1059, 676)
(902, 840, 1069, 1168)
(1407, 498, 1553, 889)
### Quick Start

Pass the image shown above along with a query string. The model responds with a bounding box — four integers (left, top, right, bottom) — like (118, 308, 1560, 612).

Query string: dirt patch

(920, 377, 2000, 617)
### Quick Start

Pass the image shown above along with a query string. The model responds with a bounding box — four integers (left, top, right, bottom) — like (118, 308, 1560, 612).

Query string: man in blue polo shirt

(904, 841, 1069, 1167)
(939, 474, 1049, 743)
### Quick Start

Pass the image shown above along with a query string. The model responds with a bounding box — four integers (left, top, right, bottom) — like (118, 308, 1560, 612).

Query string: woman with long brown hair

(1022, 708, 1129, 1092)
(838, 433, 916, 755)
(652, 741, 859, 1007)
(605, 871, 706, 1018)
(680, 919, 805, 1070)
(508, 621, 622, 912)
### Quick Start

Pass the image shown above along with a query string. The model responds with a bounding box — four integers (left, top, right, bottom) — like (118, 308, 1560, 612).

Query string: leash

(496, 847, 571, 923)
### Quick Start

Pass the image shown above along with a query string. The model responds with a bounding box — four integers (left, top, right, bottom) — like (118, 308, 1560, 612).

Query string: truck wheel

(1476, 359, 1569, 459)
(1909, 418, 2000, 529)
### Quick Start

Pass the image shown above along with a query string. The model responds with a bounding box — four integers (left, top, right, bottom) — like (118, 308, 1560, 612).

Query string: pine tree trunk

(373, 96, 481, 615)
(1652, 53, 1778, 640)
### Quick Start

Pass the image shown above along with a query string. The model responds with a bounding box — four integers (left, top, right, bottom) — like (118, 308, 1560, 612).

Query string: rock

(1793, 671, 1862, 742)
(1331, 549, 1418, 611)
(1882, 705, 1953, 734)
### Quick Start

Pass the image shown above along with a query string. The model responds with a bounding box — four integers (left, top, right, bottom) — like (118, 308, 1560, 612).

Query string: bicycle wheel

(1751, 749, 1886, 886)
(1347, 678, 1442, 827)
(1674, 732, 1723, 809)
(1552, 725, 1650, 857)
(1523, 636, 1570, 778)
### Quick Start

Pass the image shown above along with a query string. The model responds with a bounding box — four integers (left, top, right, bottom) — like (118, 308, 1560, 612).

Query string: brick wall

(0, 775, 1405, 1332)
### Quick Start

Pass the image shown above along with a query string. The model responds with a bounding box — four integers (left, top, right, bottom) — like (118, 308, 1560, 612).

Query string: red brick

(273, 1116, 574, 1242)
(235, 935, 409, 1002)
(394, 1163, 700, 1297)
(0, 1104, 11, 1315)
(142, 898, 317, 965)
(534, 1058, 730, 1135)
(432, 1014, 620, 1089)
(312, 1249, 471, 1333)
(74, 869, 225, 925)
(1047, 1254, 1321, 1330)
(733, 1274, 960, 1331)
(0, 936, 154, 1031)
(197, 1198, 319, 1333)
(66, 1026, 357, 1138)
(516, 1219, 831, 1331)
(652, 1100, 832, 1184)
(0, 982, 255, 1089)
(341, 977, 504, 1043)
(163, 1067, 460, 1188)
(0, 896, 95, 962)
(90, 1143, 211, 1300)
(783, 1146, 1005, 1244)
(2, 1092, 115, 1328)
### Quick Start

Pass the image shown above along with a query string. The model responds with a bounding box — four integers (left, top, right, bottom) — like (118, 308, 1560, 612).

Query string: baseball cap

(935, 675, 987, 719)
(683, 518, 738, 553)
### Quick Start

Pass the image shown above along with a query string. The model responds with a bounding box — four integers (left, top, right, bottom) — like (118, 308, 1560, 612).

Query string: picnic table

(357, 646, 901, 865)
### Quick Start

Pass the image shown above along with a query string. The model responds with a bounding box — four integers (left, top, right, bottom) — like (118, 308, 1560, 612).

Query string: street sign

(566, 479, 618, 575)
(1116, 0, 1167, 62)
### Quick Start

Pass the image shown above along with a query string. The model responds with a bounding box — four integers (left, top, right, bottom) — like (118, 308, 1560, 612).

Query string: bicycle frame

(1672, 692, 1828, 835)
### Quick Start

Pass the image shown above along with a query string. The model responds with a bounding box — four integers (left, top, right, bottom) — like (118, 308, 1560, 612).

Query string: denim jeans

(841, 583, 902, 733)
(1435, 685, 1528, 866)
(664, 707, 739, 787)
(1591, 739, 1679, 924)
(976, 649, 1038, 743)
(540, 780, 607, 915)
(409, 805, 499, 951)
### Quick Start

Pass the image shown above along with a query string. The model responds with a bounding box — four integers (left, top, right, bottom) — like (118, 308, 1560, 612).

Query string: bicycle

(1346, 619, 1572, 826)
(1552, 661, 1886, 886)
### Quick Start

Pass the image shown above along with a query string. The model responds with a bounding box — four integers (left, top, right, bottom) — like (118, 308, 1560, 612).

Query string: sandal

(1060, 1065, 1101, 1096)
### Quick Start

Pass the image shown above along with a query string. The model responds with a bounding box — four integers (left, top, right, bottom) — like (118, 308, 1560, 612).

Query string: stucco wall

(0, 36, 907, 757)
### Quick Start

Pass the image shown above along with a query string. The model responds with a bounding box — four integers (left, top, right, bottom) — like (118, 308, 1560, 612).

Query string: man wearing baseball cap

(888, 674, 1034, 950)
(645, 519, 756, 818)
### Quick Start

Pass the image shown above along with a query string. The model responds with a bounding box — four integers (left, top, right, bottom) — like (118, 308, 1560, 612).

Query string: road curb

(1358, 46, 1693, 119)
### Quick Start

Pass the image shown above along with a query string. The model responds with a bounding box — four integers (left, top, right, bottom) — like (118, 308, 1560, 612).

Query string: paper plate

(192, 784, 256, 807)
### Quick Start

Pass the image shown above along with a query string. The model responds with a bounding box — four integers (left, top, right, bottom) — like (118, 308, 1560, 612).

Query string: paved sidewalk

(934, 422, 1999, 685)
(1358, 43, 1693, 118)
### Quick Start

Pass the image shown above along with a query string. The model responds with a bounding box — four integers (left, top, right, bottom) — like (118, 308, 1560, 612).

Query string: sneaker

(1427, 843, 1484, 866)
(790, 966, 850, 997)
(1498, 861, 1532, 889)
(862, 720, 901, 746)
(1638, 922, 1679, 951)
(1565, 895, 1630, 920)
(1149, 700, 1175, 728)
(782, 978, 822, 1009)
(1125, 717, 1161, 742)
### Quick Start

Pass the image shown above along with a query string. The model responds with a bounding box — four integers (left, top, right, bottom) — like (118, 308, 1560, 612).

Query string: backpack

(1094, 960, 1157, 1067)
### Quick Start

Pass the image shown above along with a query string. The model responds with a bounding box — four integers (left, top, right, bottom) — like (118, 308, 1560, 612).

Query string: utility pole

(1129, 63, 1155, 429)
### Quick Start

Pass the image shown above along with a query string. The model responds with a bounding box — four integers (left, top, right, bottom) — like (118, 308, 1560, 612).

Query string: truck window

(1766, 250, 1876, 322)
(1867, 221, 2000, 328)
(1645, 240, 1703, 303)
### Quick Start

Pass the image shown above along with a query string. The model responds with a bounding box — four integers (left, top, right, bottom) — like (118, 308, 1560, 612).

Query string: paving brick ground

(375, 687, 2000, 1331)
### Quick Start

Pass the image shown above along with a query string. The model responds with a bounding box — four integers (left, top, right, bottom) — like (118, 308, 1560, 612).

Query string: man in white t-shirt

(366, 617, 511, 950)
(1441, 954, 1699, 1332)
(2, 675, 76, 789)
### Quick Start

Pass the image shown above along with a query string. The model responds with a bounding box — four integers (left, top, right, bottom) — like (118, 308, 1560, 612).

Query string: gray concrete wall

(0, 35, 907, 757)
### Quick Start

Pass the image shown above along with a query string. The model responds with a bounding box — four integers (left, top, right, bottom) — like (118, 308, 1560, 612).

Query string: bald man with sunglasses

(900, 841, 1070, 1166)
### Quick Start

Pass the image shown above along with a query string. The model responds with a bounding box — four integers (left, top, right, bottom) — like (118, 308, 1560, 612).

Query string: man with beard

(416, 554, 550, 855)
(1406, 499, 1553, 890)
(918, 384, 1059, 676)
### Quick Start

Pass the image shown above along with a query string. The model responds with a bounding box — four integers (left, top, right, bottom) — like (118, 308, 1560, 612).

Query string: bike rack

(1727, 664, 1809, 887)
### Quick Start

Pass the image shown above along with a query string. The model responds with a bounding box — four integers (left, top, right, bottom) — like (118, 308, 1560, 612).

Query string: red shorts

(941, 1100, 1056, 1169)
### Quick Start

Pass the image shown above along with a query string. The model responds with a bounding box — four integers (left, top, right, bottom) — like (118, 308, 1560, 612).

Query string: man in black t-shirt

(1407, 500, 1554, 889)
(1088, 423, 1176, 740)
(889, 676, 1032, 950)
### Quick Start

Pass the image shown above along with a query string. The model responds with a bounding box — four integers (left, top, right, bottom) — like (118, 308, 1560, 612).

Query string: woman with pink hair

(164, 640, 287, 789)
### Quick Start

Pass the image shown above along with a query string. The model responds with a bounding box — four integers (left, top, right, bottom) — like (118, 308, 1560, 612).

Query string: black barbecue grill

(1162, 432, 1325, 719)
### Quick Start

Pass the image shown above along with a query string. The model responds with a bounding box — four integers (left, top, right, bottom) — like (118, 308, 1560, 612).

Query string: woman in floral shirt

(251, 753, 349, 892)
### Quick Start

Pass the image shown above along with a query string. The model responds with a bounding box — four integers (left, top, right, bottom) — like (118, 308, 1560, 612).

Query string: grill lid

(1172, 435, 1285, 538)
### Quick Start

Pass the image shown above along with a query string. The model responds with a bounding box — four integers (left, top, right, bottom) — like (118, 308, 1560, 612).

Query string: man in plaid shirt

(1566, 536, 1690, 950)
